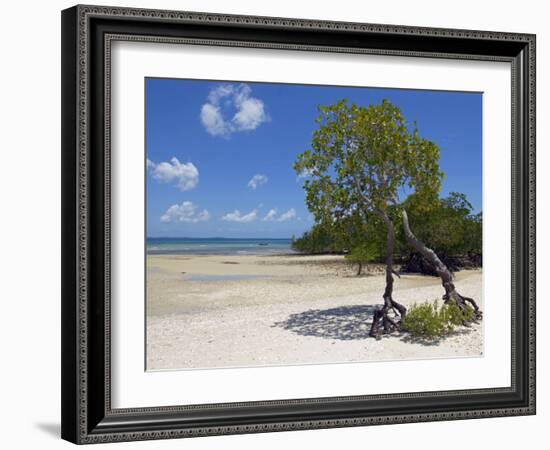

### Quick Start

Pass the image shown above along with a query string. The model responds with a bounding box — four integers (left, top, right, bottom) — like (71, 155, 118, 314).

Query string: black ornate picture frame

(61, 4, 536, 444)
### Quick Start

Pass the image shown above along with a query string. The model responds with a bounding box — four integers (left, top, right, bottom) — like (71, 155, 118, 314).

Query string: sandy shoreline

(146, 254, 483, 370)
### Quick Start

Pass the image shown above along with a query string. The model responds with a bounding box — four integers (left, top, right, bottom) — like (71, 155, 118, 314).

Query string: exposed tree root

(442, 281, 483, 323)
(369, 297, 406, 340)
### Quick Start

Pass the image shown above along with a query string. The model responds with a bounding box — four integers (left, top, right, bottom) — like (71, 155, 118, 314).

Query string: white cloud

(262, 208, 277, 221)
(221, 209, 257, 223)
(147, 157, 199, 191)
(160, 201, 210, 223)
(200, 84, 269, 137)
(207, 84, 234, 104)
(233, 97, 266, 131)
(247, 174, 268, 190)
(199, 104, 226, 137)
(277, 208, 297, 222)
(261, 208, 297, 222)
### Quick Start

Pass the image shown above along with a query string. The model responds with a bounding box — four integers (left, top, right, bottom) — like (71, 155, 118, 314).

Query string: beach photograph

(145, 79, 483, 371)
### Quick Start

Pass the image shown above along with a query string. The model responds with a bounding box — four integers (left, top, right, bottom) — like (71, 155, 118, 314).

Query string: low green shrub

(402, 300, 474, 340)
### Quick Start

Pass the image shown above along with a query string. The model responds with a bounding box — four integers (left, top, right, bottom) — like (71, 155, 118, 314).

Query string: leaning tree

(294, 99, 482, 338)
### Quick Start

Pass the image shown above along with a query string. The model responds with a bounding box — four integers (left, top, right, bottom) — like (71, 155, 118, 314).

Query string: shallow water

(147, 237, 293, 256)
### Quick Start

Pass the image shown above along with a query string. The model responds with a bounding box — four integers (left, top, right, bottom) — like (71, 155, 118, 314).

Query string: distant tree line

(292, 191, 482, 276)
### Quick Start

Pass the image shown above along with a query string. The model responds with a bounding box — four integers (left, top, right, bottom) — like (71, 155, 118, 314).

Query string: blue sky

(146, 78, 482, 238)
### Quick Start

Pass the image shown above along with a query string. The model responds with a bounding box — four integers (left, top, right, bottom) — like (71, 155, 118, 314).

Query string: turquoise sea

(146, 237, 294, 255)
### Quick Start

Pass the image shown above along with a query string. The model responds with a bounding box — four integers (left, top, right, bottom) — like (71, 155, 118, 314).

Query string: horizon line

(146, 236, 294, 239)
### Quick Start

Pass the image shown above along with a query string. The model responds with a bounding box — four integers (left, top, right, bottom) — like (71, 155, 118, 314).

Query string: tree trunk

(369, 211, 407, 338)
(401, 209, 482, 320)
(356, 262, 362, 276)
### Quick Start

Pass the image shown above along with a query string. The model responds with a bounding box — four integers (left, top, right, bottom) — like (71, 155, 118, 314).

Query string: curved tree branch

(401, 209, 482, 320)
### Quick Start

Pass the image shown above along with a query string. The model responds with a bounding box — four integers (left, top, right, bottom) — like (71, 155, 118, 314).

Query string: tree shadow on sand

(273, 305, 377, 340)
(273, 304, 477, 345)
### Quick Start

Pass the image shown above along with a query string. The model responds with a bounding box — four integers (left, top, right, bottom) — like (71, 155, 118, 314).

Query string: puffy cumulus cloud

(277, 208, 297, 222)
(207, 84, 234, 104)
(160, 201, 210, 224)
(262, 208, 278, 221)
(233, 96, 266, 131)
(199, 104, 226, 137)
(200, 84, 269, 137)
(147, 157, 199, 191)
(221, 209, 257, 223)
(247, 174, 268, 190)
(262, 208, 297, 222)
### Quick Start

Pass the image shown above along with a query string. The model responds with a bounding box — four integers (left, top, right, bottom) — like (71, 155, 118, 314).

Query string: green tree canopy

(294, 99, 443, 223)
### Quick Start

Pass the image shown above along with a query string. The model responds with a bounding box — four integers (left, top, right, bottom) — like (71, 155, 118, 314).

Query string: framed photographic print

(61, 4, 536, 444)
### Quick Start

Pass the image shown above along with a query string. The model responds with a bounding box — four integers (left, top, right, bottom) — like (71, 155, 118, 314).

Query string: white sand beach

(146, 254, 483, 370)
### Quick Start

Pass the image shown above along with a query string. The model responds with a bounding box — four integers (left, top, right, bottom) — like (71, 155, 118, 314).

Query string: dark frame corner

(62, 4, 536, 444)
